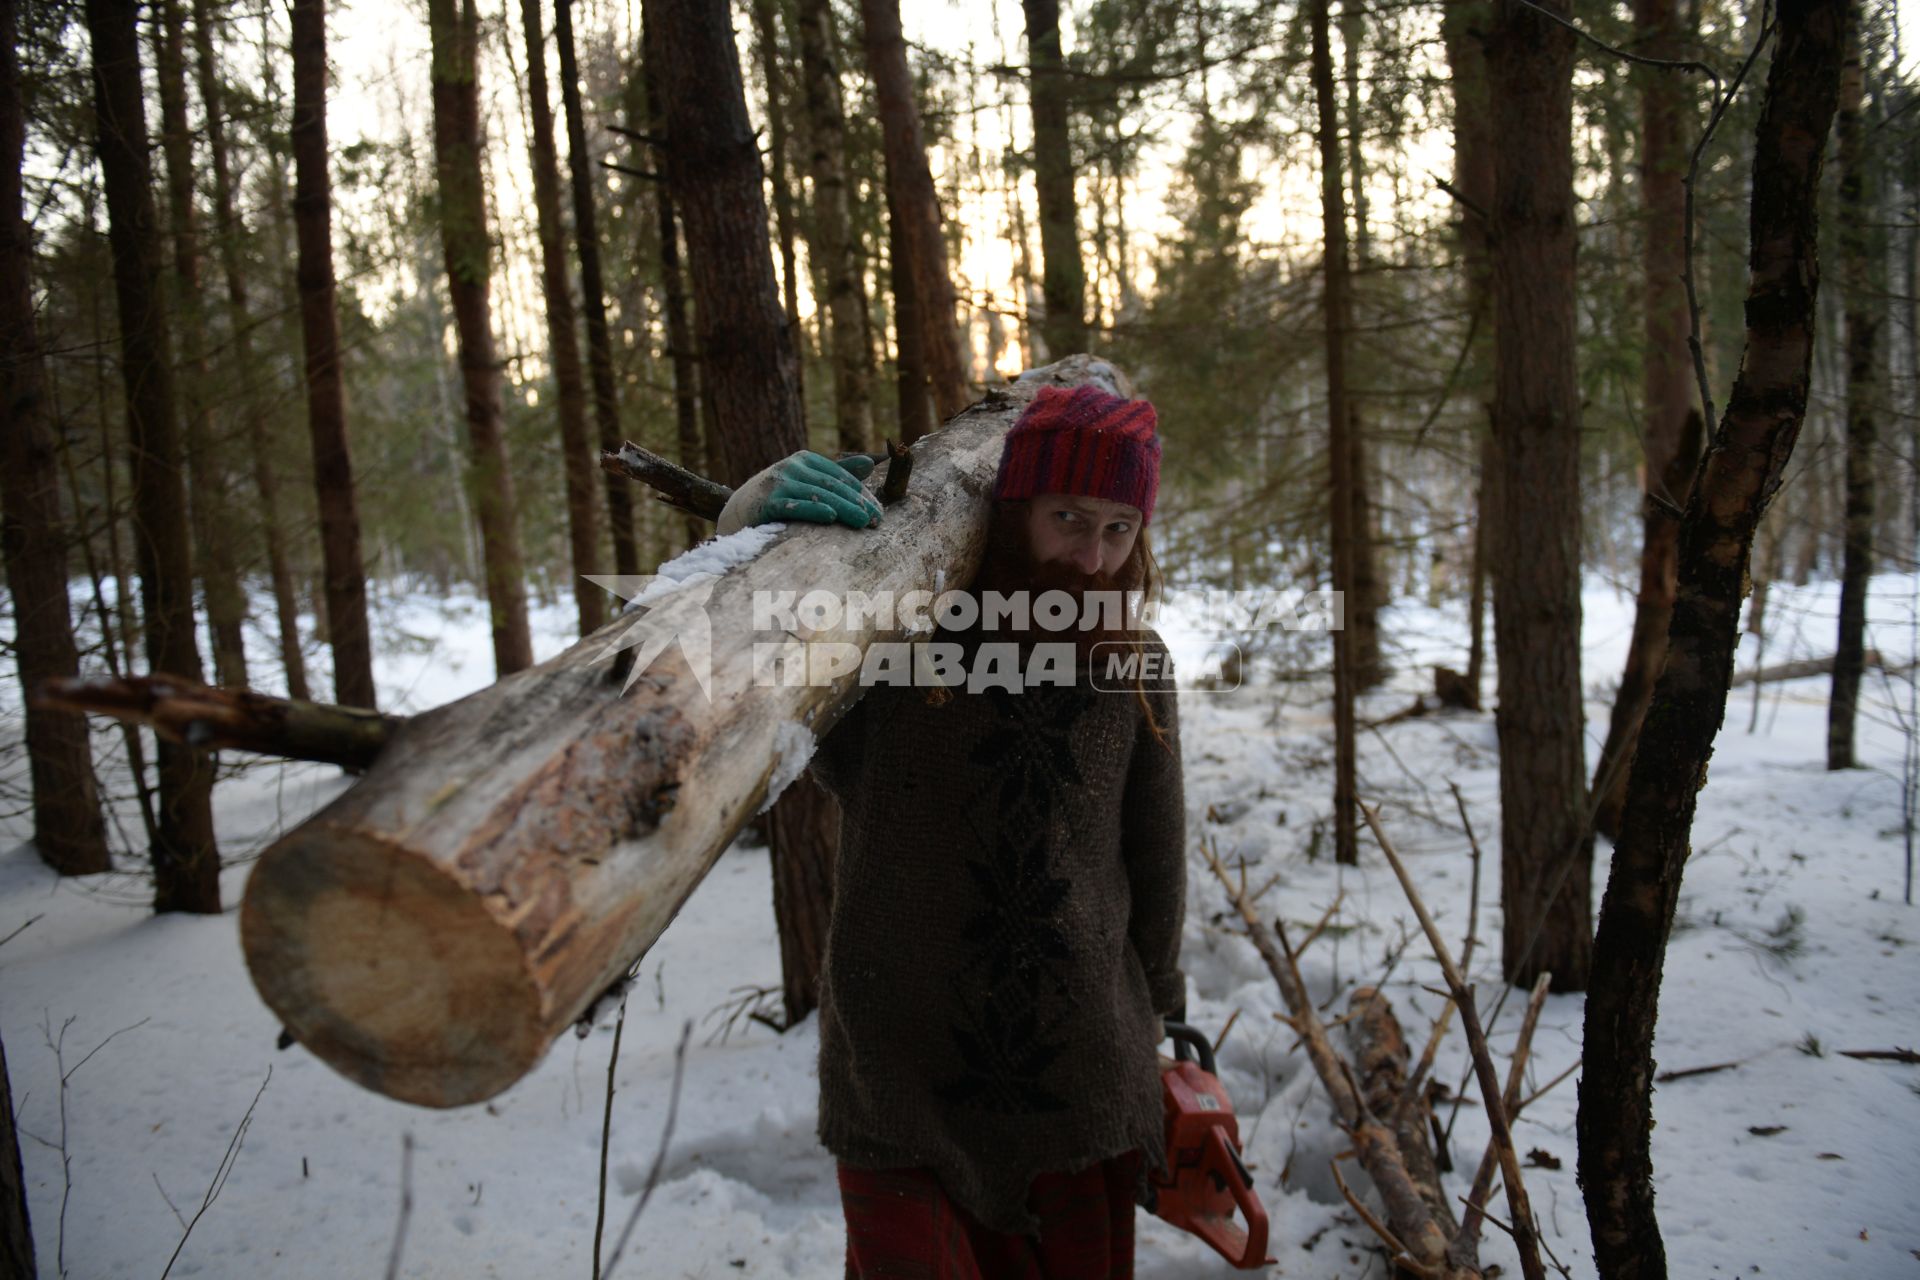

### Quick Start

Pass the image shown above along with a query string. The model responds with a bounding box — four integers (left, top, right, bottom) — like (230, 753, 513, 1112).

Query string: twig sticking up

(1448, 782, 1485, 974)
(600, 441, 734, 521)
(160, 1067, 273, 1280)
(1358, 801, 1548, 1280)
(383, 1133, 414, 1280)
(592, 991, 631, 1280)
(1458, 974, 1552, 1251)
(878, 438, 914, 505)
(35, 675, 400, 770)
(601, 1020, 694, 1280)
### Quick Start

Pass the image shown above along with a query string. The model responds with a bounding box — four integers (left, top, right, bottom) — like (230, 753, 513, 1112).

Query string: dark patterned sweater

(807, 639, 1187, 1235)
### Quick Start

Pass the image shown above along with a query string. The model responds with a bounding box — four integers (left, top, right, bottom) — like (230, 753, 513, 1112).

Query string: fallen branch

(599, 441, 733, 521)
(1729, 649, 1895, 687)
(1202, 838, 1480, 1278)
(1358, 800, 1547, 1280)
(1654, 1059, 1743, 1083)
(33, 675, 401, 770)
(1837, 1047, 1919, 1064)
(601, 1020, 693, 1280)
(1456, 974, 1551, 1262)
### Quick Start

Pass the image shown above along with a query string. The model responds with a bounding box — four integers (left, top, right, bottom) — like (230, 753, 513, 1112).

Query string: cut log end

(241, 828, 546, 1107)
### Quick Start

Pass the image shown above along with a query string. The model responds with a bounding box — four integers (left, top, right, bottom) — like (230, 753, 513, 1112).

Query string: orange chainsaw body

(1147, 1022, 1275, 1270)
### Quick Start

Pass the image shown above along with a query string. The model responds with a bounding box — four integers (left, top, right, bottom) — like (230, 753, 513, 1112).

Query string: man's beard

(955, 503, 1147, 660)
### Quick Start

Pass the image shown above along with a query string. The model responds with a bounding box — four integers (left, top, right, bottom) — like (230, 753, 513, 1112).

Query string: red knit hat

(991, 385, 1162, 523)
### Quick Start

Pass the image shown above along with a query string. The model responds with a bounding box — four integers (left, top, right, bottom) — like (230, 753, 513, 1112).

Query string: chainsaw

(1147, 1021, 1275, 1270)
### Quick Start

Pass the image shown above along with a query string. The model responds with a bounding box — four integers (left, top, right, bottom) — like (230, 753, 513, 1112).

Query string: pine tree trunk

(1444, 0, 1494, 713)
(644, 0, 836, 1023)
(192, 0, 307, 701)
(1828, 0, 1877, 770)
(153, 0, 249, 690)
(2, 0, 110, 875)
(521, 0, 607, 638)
(1487, 0, 1591, 992)
(887, 184, 931, 441)
(796, 0, 874, 453)
(859, 0, 968, 420)
(555, 0, 638, 580)
(1310, 0, 1359, 868)
(290, 0, 376, 709)
(0, 1030, 33, 1280)
(86, 0, 221, 913)
(1592, 0, 1702, 837)
(638, 34, 706, 551)
(1022, 0, 1086, 360)
(750, 0, 808, 426)
(1578, 5, 1843, 1270)
(428, 0, 533, 677)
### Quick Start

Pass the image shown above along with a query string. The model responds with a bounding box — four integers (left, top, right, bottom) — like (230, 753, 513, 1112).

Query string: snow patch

(759, 721, 817, 814)
(627, 524, 785, 611)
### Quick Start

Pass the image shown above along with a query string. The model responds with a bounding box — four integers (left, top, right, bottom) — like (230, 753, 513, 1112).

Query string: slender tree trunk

(290, 0, 376, 709)
(1578, 6, 1843, 1271)
(1593, 0, 1703, 837)
(1488, 0, 1590, 992)
(796, 0, 874, 452)
(638, 35, 706, 551)
(1445, 0, 1494, 713)
(859, 0, 968, 421)
(750, 0, 808, 425)
(153, 0, 249, 690)
(2, 0, 110, 875)
(428, 0, 533, 677)
(555, 0, 637, 580)
(644, 0, 837, 1022)
(0, 1031, 32, 1280)
(887, 185, 931, 441)
(1022, 0, 1086, 359)
(86, 0, 221, 913)
(521, 0, 607, 637)
(192, 0, 307, 700)
(1829, 0, 1877, 770)
(1310, 0, 1359, 867)
(1338, 0, 1384, 690)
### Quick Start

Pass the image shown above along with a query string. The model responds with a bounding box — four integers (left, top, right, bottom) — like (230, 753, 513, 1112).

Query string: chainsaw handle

(1204, 1127, 1272, 1269)
(1163, 1020, 1216, 1075)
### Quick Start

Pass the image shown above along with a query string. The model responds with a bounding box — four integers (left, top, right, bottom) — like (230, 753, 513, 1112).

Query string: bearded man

(718, 384, 1187, 1279)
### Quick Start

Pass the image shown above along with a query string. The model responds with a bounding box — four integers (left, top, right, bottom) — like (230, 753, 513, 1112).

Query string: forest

(2, 0, 1917, 1275)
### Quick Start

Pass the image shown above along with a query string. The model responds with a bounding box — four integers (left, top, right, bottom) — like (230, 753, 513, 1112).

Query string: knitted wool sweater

(807, 637, 1187, 1235)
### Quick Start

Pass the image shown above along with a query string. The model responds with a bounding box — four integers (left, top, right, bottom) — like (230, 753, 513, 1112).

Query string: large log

(240, 356, 1131, 1107)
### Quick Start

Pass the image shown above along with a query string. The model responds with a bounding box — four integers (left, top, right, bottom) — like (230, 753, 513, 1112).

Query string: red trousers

(837, 1152, 1139, 1280)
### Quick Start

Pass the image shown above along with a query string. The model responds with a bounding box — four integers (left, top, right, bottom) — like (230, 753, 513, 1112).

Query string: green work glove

(717, 450, 881, 535)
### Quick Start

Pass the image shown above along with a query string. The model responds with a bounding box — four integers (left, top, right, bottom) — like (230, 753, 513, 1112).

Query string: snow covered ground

(2, 571, 1917, 1278)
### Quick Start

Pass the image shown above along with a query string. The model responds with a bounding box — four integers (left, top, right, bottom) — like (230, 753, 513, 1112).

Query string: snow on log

(240, 356, 1133, 1107)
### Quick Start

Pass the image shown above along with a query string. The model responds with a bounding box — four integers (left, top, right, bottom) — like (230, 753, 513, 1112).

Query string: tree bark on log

(3, 0, 110, 876)
(239, 359, 1113, 1106)
(1578, 5, 1843, 1274)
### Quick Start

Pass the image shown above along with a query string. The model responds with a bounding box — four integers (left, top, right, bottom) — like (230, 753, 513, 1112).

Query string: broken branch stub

(240, 357, 1131, 1107)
